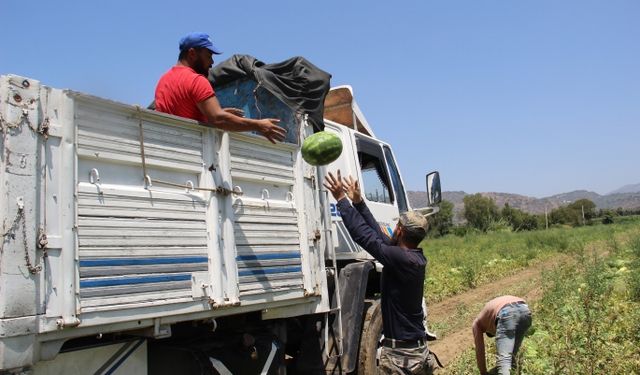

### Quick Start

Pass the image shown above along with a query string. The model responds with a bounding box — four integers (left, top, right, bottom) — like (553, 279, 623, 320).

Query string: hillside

(609, 183, 640, 194)
(407, 189, 640, 223)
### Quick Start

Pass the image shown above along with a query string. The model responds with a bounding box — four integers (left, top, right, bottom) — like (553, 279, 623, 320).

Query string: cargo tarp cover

(209, 54, 331, 132)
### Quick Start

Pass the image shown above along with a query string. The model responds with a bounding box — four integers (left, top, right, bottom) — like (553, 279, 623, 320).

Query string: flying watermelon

(301, 131, 343, 166)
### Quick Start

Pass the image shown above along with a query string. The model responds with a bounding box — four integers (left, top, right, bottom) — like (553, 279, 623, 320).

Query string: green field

(421, 217, 640, 303)
(424, 217, 640, 374)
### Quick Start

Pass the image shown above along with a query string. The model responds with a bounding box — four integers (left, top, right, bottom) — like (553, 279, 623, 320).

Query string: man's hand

(342, 175, 362, 203)
(323, 170, 347, 201)
(256, 119, 287, 144)
(224, 107, 245, 117)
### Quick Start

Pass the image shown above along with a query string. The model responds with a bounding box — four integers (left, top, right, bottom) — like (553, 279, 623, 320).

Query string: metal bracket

(89, 168, 103, 195)
(144, 175, 153, 189)
(232, 185, 243, 198)
(38, 227, 48, 249)
(261, 189, 270, 200)
(56, 317, 81, 329)
(209, 298, 241, 309)
(89, 168, 100, 184)
(185, 180, 195, 192)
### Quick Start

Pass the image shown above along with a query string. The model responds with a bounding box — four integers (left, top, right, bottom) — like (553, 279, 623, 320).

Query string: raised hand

(257, 119, 287, 144)
(342, 175, 362, 203)
(323, 170, 346, 201)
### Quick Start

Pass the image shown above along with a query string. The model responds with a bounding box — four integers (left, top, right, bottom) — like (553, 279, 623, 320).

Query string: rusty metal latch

(38, 227, 48, 250)
(38, 117, 50, 139)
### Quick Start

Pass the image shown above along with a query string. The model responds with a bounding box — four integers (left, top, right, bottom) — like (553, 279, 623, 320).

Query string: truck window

(356, 136, 393, 205)
(383, 146, 409, 213)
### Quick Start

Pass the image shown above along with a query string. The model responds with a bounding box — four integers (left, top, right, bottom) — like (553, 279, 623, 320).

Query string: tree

(427, 200, 454, 237)
(549, 198, 597, 227)
(463, 194, 499, 232)
(601, 210, 615, 224)
(501, 203, 523, 231)
(568, 199, 597, 223)
(549, 206, 580, 226)
(520, 212, 540, 231)
(501, 203, 539, 231)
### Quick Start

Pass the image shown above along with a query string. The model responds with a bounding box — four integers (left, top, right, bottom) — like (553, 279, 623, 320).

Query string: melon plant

(301, 131, 343, 166)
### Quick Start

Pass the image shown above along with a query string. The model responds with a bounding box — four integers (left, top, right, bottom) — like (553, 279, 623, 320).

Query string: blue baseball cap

(179, 32, 222, 55)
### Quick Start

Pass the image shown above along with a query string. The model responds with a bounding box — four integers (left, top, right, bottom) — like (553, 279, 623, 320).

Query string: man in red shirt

(155, 32, 286, 143)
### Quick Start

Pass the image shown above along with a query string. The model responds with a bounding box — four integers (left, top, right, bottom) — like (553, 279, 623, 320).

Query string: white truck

(0, 60, 441, 374)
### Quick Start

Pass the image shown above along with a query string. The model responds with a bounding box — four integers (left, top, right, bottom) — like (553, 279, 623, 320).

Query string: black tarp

(209, 54, 331, 132)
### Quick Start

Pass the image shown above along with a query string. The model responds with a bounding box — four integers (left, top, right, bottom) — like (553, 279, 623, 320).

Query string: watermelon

(301, 131, 343, 166)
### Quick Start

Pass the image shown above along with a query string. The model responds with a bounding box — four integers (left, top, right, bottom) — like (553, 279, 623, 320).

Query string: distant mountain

(609, 183, 640, 194)
(407, 191, 466, 208)
(407, 189, 640, 223)
(597, 193, 640, 210)
(547, 190, 602, 204)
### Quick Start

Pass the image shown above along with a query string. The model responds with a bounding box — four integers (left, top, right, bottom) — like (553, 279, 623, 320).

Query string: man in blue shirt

(324, 171, 437, 374)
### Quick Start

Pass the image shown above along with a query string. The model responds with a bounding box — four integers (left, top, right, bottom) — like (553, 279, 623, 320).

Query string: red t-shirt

(154, 66, 215, 122)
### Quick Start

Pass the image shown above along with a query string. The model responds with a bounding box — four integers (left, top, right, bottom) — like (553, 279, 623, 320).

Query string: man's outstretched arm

(197, 95, 286, 144)
(342, 174, 390, 244)
(324, 171, 401, 266)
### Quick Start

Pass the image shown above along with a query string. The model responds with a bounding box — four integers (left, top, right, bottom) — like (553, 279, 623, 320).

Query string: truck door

(354, 135, 408, 234)
(382, 145, 409, 213)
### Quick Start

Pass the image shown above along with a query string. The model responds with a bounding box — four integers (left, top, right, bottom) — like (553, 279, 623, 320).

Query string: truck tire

(357, 299, 382, 375)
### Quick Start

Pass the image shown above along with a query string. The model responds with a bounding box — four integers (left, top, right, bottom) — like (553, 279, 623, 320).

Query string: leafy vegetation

(433, 218, 640, 374)
(420, 221, 633, 303)
(501, 203, 539, 231)
(427, 200, 454, 237)
(463, 194, 500, 232)
(548, 198, 597, 227)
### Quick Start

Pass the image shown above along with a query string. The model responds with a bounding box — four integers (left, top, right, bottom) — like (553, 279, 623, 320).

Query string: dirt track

(426, 256, 561, 366)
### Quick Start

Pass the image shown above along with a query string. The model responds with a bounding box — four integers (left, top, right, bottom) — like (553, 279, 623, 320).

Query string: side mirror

(426, 171, 441, 205)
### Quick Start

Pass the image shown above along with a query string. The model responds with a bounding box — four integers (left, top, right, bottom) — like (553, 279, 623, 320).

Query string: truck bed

(0, 75, 330, 369)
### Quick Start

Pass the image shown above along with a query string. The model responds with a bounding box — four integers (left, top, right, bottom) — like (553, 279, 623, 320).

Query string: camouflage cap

(398, 211, 429, 237)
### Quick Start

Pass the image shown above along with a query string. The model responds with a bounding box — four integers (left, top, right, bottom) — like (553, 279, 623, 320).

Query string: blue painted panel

(215, 79, 299, 144)
(236, 252, 300, 261)
(80, 274, 192, 288)
(238, 266, 302, 277)
(80, 257, 208, 267)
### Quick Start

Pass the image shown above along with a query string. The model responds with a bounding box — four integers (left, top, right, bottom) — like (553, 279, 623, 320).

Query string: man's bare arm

(473, 318, 488, 375)
(197, 96, 286, 143)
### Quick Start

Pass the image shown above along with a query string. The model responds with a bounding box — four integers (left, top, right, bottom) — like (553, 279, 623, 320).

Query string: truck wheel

(357, 299, 382, 375)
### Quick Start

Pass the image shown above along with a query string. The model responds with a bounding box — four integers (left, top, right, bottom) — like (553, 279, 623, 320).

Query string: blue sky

(1, 0, 638, 197)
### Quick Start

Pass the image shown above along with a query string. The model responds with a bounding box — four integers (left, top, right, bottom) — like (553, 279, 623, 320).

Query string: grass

(420, 216, 640, 304)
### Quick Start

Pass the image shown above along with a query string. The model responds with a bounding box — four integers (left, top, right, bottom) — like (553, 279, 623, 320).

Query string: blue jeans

(495, 302, 532, 375)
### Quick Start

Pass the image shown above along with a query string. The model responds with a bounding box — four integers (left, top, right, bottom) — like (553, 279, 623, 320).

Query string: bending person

(472, 295, 532, 375)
